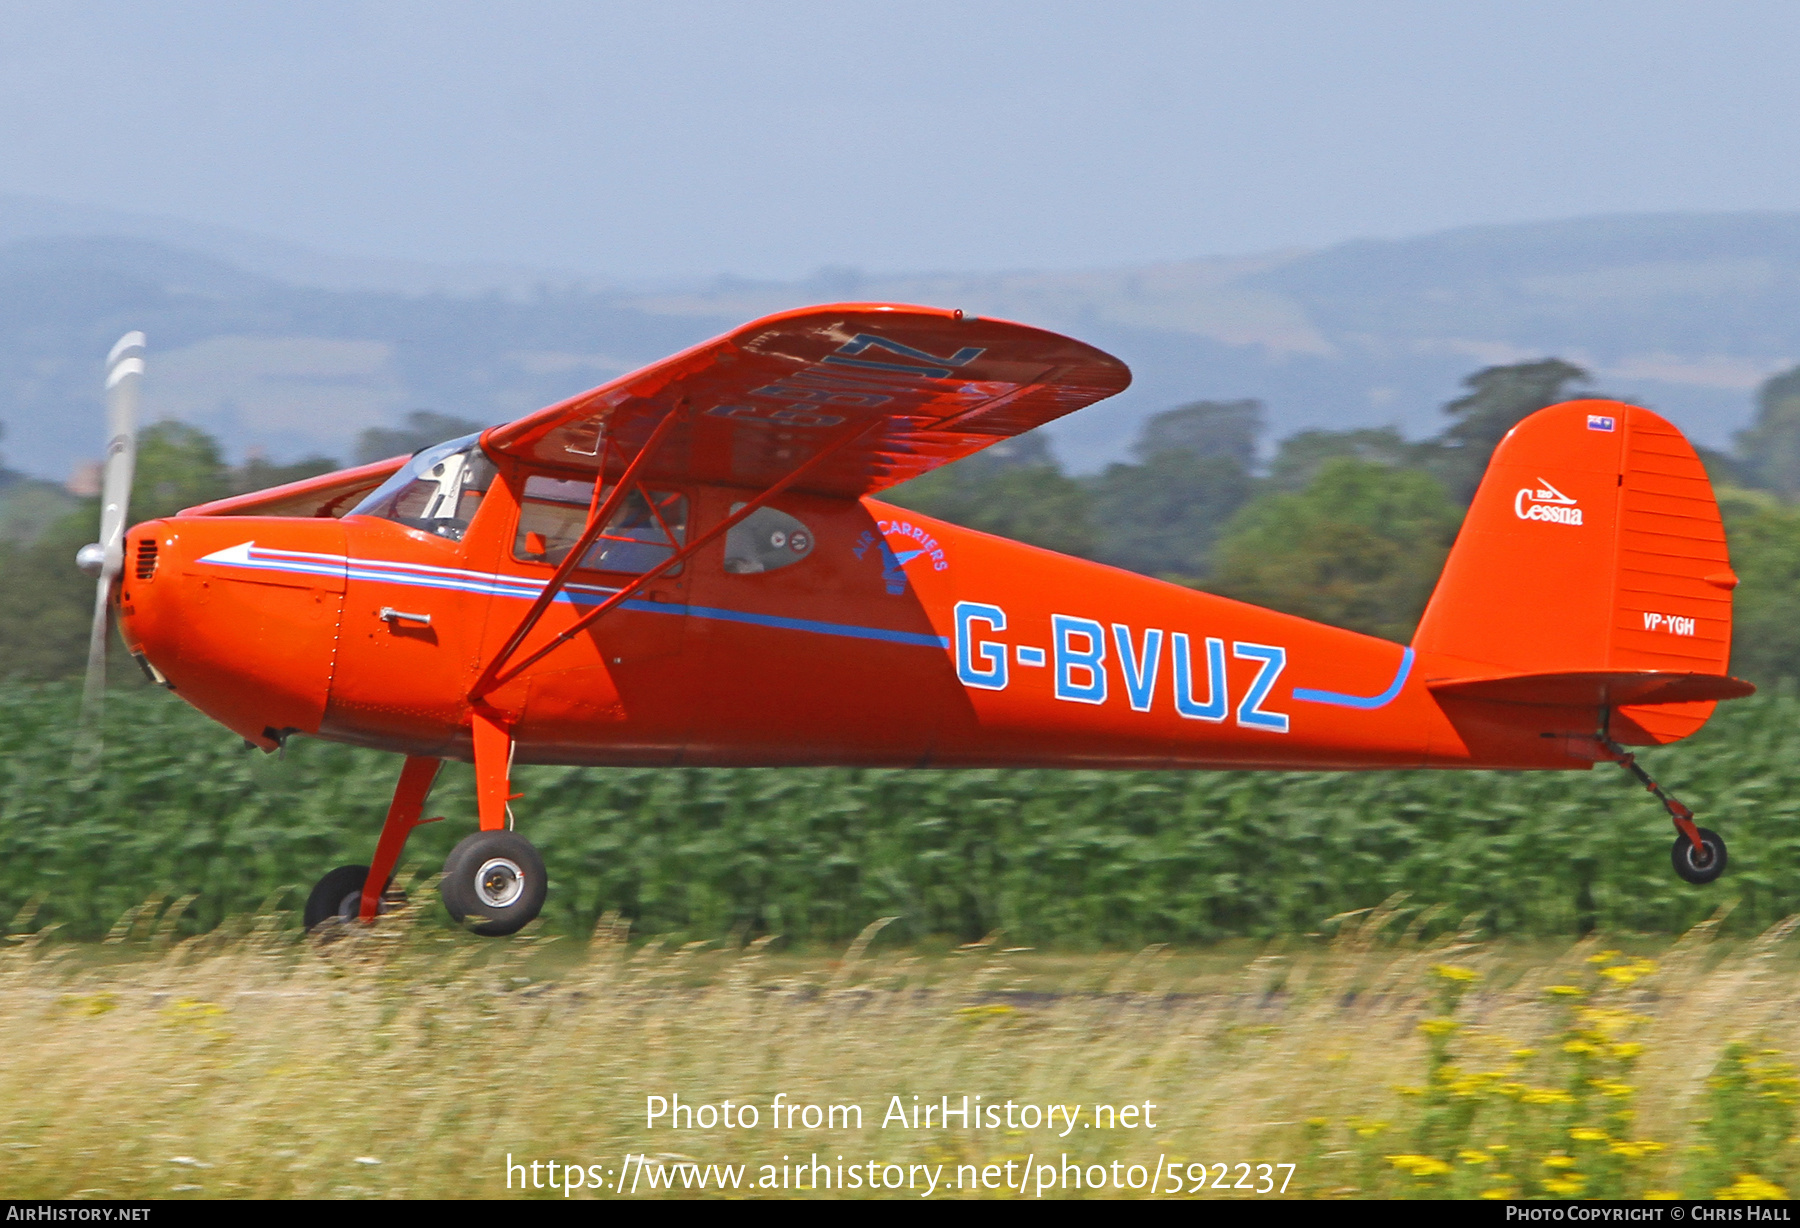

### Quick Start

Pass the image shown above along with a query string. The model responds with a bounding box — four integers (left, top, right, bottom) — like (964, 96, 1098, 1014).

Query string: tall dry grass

(2, 898, 1798, 1200)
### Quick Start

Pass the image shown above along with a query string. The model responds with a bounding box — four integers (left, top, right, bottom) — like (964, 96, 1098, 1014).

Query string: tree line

(887, 360, 1800, 684)
(4, 365, 1800, 685)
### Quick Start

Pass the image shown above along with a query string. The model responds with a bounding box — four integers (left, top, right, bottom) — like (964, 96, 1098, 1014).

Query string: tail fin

(1413, 399, 1750, 745)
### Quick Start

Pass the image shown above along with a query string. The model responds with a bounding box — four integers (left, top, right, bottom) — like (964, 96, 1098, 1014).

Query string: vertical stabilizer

(1412, 399, 1740, 744)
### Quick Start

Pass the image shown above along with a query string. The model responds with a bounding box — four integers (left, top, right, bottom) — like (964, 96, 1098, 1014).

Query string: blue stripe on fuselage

(200, 545, 949, 650)
(1291, 647, 1414, 710)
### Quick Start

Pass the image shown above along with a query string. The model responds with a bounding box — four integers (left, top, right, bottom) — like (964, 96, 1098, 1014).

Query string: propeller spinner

(77, 331, 145, 728)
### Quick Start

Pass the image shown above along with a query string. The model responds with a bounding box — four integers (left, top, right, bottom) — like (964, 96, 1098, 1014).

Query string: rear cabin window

(513, 476, 688, 575)
(723, 505, 814, 574)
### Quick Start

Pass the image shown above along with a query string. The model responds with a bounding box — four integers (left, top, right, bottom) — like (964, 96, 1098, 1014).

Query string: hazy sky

(6, 1, 1800, 280)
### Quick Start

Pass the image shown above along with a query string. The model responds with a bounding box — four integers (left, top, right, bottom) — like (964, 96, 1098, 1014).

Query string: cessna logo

(1514, 478, 1582, 525)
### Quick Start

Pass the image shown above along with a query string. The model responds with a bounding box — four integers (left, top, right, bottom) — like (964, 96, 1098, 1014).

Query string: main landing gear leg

(302, 755, 443, 931)
(471, 707, 513, 833)
(441, 709, 547, 936)
(1599, 714, 1727, 885)
(358, 755, 444, 922)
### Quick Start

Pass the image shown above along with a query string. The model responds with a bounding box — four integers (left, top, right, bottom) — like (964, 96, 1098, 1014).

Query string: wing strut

(469, 415, 880, 701)
(471, 404, 688, 699)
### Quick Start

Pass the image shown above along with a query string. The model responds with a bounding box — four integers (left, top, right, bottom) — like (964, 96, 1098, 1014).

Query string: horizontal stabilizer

(1429, 670, 1755, 708)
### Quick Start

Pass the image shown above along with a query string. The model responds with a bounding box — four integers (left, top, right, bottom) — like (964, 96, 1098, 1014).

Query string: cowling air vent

(134, 538, 159, 581)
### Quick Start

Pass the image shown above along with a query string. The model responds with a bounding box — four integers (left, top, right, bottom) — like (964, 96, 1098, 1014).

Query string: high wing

(480, 303, 1130, 497)
(180, 456, 407, 518)
(177, 303, 1128, 520)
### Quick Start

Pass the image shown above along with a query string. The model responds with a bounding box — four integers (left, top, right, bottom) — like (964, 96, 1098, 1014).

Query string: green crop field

(3, 681, 1800, 944)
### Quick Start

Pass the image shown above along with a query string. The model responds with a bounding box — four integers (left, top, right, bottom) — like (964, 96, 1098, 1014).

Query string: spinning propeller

(75, 331, 145, 729)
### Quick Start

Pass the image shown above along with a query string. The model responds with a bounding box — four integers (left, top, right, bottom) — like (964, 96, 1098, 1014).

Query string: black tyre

(1672, 827, 1728, 885)
(303, 864, 403, 931)
(440, 830, 547, 937)
(304, 864, 369, 931)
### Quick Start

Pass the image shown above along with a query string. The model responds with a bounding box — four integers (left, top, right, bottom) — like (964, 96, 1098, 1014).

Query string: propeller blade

(78, 331, 145, 730)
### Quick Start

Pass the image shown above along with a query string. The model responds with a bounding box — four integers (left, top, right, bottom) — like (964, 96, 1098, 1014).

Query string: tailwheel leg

(1600, 720, 1727, 885)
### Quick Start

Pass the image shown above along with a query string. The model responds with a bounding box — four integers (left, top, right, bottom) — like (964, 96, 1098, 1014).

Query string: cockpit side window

(513, 475, 688, 575)
(349, 433, 497, 541)
(723, 504, 814, 574)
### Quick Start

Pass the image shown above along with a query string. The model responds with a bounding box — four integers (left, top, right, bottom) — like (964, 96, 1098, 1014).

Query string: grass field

(4, 900, 1800, 1200)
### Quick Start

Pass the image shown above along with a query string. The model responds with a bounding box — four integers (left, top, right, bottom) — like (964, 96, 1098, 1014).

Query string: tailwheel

(1671, 827, 1728, 885)
(1600, 716, 1728, 887)
(302, 864, 404, 931)
(441, 830, 547, 937)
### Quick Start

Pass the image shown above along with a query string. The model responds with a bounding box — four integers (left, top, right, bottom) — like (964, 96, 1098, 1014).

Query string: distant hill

(627, 214, 1800, 465)
(1, 203, 1797, 480)
(0, 235, 731, 480)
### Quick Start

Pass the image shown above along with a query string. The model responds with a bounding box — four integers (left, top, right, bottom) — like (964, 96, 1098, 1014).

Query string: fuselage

(116, 449, 1599, 774)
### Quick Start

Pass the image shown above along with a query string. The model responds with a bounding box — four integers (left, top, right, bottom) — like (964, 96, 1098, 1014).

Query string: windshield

(349, 433, 498, 541)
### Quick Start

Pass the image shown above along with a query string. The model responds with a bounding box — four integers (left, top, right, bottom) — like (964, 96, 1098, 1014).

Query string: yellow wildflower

(1569, 1127, 1609, 1142)
(1644, 1190, 1681, 1200)
(1718, 1173, 1788, 1200)
(1458, 1150, 1492, 1165)
(1387, 1154, 1452, 1177)
(1609, 1140, 1664, 1159)
(1544, 1174, 1586, 1197)
(1446, 1073, 1499, 1096)
(1611, 1042, 1645, 1059)
(1587, 950, 1623, 964)
(1578, 1006, 1646, 1035)
(1546, 985, 1586, 997)
(1419, 1018, 1462, 1038)
(1480, 1187, 1520, 1200)
(1522, 1088, 1576, 1105)
(1433, 964, 1480, 982)
(1542, 1155, 1576, 1169)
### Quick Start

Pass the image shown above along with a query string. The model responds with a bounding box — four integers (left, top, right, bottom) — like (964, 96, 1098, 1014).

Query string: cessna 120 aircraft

(76, 306, 1752, 936)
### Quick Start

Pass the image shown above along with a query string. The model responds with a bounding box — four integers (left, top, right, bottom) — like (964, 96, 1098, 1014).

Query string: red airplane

(80, 306, 1752, 937)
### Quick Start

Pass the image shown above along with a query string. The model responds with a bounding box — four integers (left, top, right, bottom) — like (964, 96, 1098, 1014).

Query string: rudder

(1413, 399, 1743, 744)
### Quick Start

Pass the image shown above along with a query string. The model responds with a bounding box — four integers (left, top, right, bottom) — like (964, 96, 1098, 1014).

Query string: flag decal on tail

(1587, 414, 1616, 431)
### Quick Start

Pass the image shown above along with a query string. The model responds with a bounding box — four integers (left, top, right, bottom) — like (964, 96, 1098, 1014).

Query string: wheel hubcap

(475, 857, 526, 908)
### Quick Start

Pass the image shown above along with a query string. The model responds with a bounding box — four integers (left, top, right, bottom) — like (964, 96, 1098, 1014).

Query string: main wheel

(304, 864, 370, 931)
(302, 864, 403, 931)
(1672, 827, 1728, 885)
(440, 830, 547, 937)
